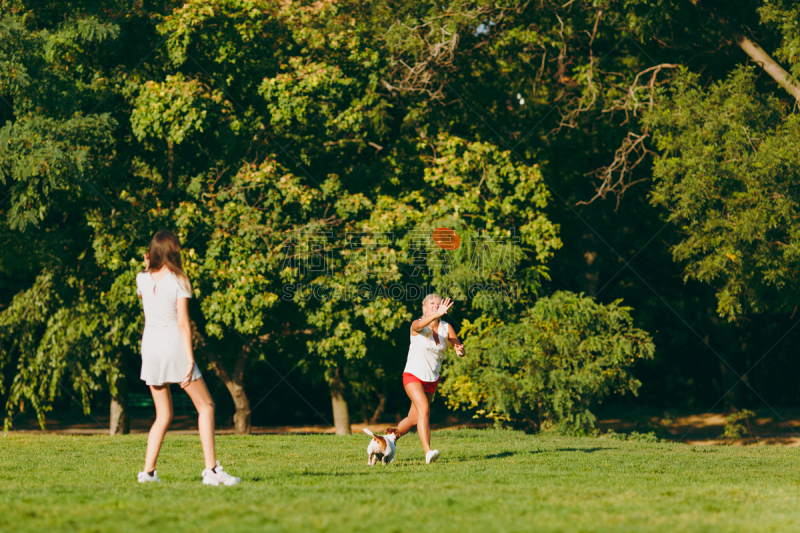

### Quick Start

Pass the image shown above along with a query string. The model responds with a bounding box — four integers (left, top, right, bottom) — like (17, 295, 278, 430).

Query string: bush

(440, 291, 655, 432)
(605, 429, 664, 443)
(723, 409, 756, 439)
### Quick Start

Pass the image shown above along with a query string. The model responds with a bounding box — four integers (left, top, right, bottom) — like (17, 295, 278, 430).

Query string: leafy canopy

(646, 67, 800, 319)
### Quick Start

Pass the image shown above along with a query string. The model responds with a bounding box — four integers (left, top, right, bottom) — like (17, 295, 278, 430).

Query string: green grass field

(3, 429, 800, 532)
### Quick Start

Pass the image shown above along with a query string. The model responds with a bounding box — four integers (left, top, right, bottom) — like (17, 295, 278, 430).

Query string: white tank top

(403, 320, 450, 382)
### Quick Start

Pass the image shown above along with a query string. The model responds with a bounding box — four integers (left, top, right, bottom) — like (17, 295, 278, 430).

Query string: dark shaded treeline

(2, 0, 800, 430)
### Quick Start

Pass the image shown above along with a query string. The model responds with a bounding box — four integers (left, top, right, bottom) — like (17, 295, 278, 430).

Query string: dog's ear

(385, 427, 401, 438)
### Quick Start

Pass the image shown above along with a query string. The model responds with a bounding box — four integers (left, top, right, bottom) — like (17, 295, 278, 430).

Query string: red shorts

(403, 372, 439, 394)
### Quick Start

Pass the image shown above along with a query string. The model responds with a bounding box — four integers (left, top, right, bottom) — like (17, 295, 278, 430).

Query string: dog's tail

(362, 428, 376, 437)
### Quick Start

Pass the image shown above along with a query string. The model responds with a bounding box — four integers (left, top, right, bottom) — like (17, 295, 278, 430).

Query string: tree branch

(689, 0, 800, 103)
(735, 34, 800, 102)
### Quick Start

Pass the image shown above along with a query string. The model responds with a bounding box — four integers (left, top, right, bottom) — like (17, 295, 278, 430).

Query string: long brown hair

(147, 230, 191, 293)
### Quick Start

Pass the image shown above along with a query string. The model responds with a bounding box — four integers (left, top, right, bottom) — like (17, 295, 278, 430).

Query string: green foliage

(646, 67, 800, 319)
(415, 135, 560, 310)
(723, 409, 756, 439)
(0, 6, 140, 427)
(759, 1, 800, 82)
(605, 429, 665, 443)
(0, 12, 120, 228)
(0, 271, 129, 431)
(1, 0, 690, 429)
(0, 114, 115, 230)
(130, 73, 235, 146)
(440, 291, 655, 432)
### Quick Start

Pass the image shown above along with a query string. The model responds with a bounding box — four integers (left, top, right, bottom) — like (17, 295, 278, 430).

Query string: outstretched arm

(176, 298, 196, 388)
(448, 323, 466, 357)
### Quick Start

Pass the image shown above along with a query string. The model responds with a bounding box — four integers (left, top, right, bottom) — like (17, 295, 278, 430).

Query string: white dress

(136, 271, 202, 386)
(403, 320, 451, 382)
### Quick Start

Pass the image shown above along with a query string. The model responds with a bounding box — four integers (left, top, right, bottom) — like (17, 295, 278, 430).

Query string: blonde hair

(147, 230, 192, 294)
(422, 293, 442, 315)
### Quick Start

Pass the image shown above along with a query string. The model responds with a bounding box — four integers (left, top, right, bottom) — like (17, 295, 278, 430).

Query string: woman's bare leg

(144, 385, 173, 472)
(397, 401, 419, 435)
(397, 383, 435, 453)
(183, 378, 217, 470)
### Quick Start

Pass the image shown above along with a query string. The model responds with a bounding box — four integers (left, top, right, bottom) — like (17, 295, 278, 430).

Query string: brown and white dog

(363, 428, 401, 465)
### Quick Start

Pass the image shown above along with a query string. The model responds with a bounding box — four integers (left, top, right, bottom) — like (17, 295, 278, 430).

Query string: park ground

(3, 429, 800, 533)
(10, 406, 800, 445)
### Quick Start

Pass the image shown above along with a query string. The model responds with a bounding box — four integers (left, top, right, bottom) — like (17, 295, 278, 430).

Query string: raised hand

(436, 297, 454, 317)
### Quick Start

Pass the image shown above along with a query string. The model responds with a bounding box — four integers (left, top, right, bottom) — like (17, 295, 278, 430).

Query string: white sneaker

(138, 471, 161, 483)
(426, 450, 440, 464)
(202, 461, 241, 486)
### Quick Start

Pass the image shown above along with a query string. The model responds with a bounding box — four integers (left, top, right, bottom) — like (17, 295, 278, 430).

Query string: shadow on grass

(484, 450, 543, 459)
(396, 447, 614, 463)
(554, 447, 605, 453)
(300, 472, 371, 477)
(484, 447, 607, 459)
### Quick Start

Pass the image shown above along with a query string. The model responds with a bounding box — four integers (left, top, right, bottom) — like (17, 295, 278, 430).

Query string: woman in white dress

(136, 230, 240, 486)
(397, 293, 466, 463)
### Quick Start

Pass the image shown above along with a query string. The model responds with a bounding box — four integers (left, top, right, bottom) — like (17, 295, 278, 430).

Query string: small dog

(363, 427, 401, 465)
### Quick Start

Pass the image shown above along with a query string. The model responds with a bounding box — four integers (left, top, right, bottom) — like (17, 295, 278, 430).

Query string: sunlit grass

(2, 429, 799, 532)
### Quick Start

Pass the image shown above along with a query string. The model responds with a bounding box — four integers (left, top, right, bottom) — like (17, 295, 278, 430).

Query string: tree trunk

(165, 136, 175, 190)
(110, 354, 129, 436)
(201, 340, 252, 435)
(735, 34, 800, 103)
(718, 359, 740, 412)
(368, 392, 387, 425)
(705, 298, 739, 411)
(579, 233, 599, 296)
(329, 367, 351, 435)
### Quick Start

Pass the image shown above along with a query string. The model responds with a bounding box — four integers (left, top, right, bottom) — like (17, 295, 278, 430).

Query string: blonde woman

(397, 294, 466, 463)
(136, 230, 240, 485)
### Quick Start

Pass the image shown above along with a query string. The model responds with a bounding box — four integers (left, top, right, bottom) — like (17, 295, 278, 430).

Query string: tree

(645, 66, 800, 320)
(440, 291, 655, 432)
(0, 10, 140, 432)
(13, 0, 771, 430)
(125, 0, 564, 435)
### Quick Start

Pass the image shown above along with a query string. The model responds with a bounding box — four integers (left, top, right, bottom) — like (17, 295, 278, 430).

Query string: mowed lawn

(3, 429, 800, 532)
